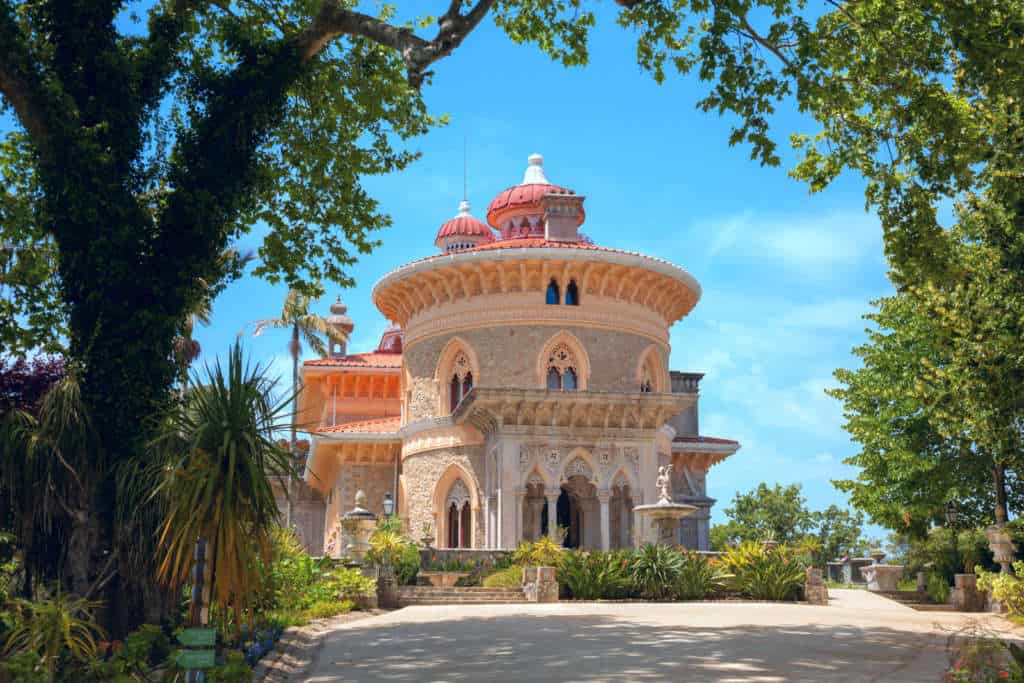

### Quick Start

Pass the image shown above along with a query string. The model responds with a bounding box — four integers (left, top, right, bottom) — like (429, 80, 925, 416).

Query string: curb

(254, 609, 385, 682)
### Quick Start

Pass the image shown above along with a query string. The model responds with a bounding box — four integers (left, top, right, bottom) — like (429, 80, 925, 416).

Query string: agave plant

(559, 551, 629, 600)
(149, 341, 293, 632)
(630, 544, 683, 600)
(2, 590, 106, 682)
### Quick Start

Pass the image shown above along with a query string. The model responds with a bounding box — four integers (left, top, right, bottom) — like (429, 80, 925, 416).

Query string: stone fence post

(522, 566, 559, 603)
(805, 567, 828, 605)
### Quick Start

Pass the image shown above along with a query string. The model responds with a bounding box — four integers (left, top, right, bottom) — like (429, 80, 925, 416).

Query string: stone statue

(656, 464, 673, 504)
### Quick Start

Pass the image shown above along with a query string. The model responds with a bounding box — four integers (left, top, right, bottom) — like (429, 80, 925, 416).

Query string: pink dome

(486, 154, 584, 229)
(434, 200, 495, 251)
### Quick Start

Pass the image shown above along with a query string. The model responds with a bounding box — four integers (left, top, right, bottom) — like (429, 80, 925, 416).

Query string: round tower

(326, 295, 354, 358)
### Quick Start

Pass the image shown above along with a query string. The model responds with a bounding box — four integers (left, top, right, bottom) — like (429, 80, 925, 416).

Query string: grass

(264, 599, 355, 629)
(482, 566, 521, 589)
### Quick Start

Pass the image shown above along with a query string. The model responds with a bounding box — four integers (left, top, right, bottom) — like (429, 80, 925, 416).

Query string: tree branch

(0, 1, 54, 143)
(297, 0, 496, 87)
(735, 12, 794, 70)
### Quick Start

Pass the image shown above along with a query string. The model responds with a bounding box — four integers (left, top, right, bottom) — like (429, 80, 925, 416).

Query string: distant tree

(711, 483, 814, 548)
(811, 505, 864, 567)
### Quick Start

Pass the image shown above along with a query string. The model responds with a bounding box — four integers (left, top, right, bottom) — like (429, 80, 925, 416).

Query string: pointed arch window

(546, 343, 579, 392)
(446, 479, 472, 548)
(448, 350, 474, 412)
(545, 279, 560, 305)
(565, 280, 579, 306)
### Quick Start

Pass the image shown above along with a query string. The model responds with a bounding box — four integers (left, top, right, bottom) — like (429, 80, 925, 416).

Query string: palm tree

(148, 341, 292, 632)
(243, 289, 347, 527)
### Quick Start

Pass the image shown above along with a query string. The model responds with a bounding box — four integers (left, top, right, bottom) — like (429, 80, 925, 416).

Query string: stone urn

(340, 490, 378, 565)
(869, 549, 886, 564)
(860, 564, 904, 592)
(984, 525, 1018, 574)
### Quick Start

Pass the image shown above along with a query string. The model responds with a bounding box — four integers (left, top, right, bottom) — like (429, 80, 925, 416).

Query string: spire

(457, 199, 472, 217)
(326, 295, 354, 358)
(522, 153, 549, 184)
(463, 135, 468, 203)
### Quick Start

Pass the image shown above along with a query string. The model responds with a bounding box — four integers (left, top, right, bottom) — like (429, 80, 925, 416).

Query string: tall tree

(711, 482, 814, 547)
(831, 292, 1024, 534)
(0, 0, 593, 629)
(246, 288, 344, 528)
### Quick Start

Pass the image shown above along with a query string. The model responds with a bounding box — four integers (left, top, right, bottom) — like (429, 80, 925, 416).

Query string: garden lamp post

(383, 492, 395, 517)
(945, 500, 960, 577)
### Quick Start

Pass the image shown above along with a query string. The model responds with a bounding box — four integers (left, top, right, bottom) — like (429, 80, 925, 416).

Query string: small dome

(326, 296, 354, 335)
(376, 325, 403, 353)
(486, 153, 585, 230)
(434, 200, 495, 252)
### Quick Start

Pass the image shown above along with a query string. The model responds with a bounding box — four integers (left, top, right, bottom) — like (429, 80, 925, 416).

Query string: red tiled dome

(485, 154, 584, 229)
(435, 214, 494, 241)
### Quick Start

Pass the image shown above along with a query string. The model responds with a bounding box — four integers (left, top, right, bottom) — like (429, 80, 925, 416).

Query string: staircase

(398, 586, 526, 606)
(874, 590, 952, 612)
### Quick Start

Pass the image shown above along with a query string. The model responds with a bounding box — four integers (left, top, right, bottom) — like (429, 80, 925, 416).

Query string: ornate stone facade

(297, 154, 740, 553)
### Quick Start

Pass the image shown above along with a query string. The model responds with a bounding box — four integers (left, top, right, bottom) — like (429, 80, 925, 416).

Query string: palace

(290, 154, 739, 555)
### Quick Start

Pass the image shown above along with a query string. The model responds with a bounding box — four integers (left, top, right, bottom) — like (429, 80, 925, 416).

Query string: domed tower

(434, 200, 495, 253)
(325, 295, 354, 358)
(486, 153, 585, 241)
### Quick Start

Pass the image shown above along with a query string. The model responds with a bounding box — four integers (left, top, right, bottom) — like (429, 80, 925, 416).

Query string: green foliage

(558, 551, 630, 600)
(720, 542, 806, 601)
(890, 528, 995, 585)
(674, 552, 729, 601)
(831, 294, 1024, 533)
(927, 573, 951, 605)
(977, 562, 1024, 617)
(147, 342, 292, 631)
(481, 566, 522, 589)
(80, 624, 172, 682)
(328, 566, 377, 601)
(946, 623, 1024, 683)
(511, 535, 564, 568)
(629, 544, 682, 601)
(367, 528, 419, 586)
(1, 591, 106, 679)
(712, 483, 814, 547)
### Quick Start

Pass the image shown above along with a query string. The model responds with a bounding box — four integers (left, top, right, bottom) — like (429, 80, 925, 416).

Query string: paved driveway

(305, 590, 1021, 682)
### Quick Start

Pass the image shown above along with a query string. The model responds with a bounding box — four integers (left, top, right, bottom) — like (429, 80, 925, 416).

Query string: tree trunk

(994, 462, 1008, 526)
(288, 324, 299, 529)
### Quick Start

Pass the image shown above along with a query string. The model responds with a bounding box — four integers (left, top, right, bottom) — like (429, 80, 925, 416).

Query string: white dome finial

(522, 153, 549, 184)
(457, 199, 471, 217)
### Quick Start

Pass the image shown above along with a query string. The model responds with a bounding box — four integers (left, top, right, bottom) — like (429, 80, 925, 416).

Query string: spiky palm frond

(150, 342, 292, 630)
(2, 590, 106, 678)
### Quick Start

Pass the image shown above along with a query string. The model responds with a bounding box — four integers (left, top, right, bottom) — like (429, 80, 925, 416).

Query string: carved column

(598, 489, 611, 551)
(514, 490, 525, 546)
(531, 499, 543, 540)
(545, 488, 561, 538)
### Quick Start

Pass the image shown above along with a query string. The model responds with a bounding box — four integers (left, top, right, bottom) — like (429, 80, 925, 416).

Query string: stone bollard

(376, 565, 399, 609)
(950, 573, 984, 612)
(804, 567, 828, 606)
(916, 571, 927, 594)
(522, 566, 559, 603)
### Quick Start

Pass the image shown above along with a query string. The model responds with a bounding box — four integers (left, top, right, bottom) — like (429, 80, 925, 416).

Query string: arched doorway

(540, 475, 597, 548)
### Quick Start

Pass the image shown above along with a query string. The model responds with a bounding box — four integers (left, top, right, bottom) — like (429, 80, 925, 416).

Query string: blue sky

(1, 6, 893, 533)
(190, 11, 894, 532)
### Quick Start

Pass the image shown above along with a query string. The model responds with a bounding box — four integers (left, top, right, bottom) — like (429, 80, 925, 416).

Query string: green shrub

(927, 572, 951, 604)
(2, 591, 107, 677)
(367, 529, 420, 586)
(559, 551, 630, 600)
(482, 566, 522, 589)
(721, 542, 805, 601)
(328, 566, 377, 600)
(675, 552, 730, 600)
(299, 599, 354, 622)
(512, 536, 564, 567)
(977, 562, 1024, 616)
(630, 544, 682, 600)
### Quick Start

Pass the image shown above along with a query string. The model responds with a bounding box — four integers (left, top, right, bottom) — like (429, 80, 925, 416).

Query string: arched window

(446, 479, 472, 548)
(448, 350, 474, 412)
(546, 279, 560, 305)
(565, 280, 579, 306)
(638, 347, 662, 393)
(546, 343, 578, 391)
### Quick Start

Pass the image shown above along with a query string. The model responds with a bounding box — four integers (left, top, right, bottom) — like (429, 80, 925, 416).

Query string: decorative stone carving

(409, 377, 436, 421)
(545, 449, 561, 472)
(519, 445, 531, 472)
(564, 456, 594, 482)
(446, 479, 471, 508)
(656, 464, 673, 503)
(625, 447, 640, 474)
(597, 449, 611, 468)
(452, 350, 472, 380)
(547, 343, 577, 375)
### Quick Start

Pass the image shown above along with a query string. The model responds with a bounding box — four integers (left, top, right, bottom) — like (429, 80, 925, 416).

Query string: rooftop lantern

(326, 296, 354, 358)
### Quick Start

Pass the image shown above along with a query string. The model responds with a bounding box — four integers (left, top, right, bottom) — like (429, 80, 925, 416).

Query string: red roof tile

(304, 352, 401, 369)
(436, 215, 496, 241)
(316, 416, 401, 434)
(486, 184, 585, 228)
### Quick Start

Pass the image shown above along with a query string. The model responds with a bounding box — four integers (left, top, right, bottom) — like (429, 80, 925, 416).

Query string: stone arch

(636, 344, 668, 393)
(435, 336, 481, 415)
(536, 330, 591, 390)
(432, 462, 480, 549)
(560, 448, 599, 486)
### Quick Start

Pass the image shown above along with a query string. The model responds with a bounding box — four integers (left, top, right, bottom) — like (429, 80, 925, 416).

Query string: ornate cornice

(371, 248, 700, 329)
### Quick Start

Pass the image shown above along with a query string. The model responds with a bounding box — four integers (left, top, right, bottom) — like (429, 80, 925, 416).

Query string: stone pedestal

(377, 566, 398, 609)
(522, 566, 559, 603)
(985, 526, 1018, 574)
(861, 564, 904, 592)
(916, 571, 927, 595)
(804, 567, 828, 606)
(950, 573, 984, 612)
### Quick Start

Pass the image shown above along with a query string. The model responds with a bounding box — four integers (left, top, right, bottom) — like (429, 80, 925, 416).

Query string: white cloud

(700, 210, 883, 277)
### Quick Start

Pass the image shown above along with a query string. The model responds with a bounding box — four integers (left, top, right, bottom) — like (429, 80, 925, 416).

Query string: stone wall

(273, 478, 326, 556)
(404, 326, 667, 420)
(402, 447, 486, 548)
